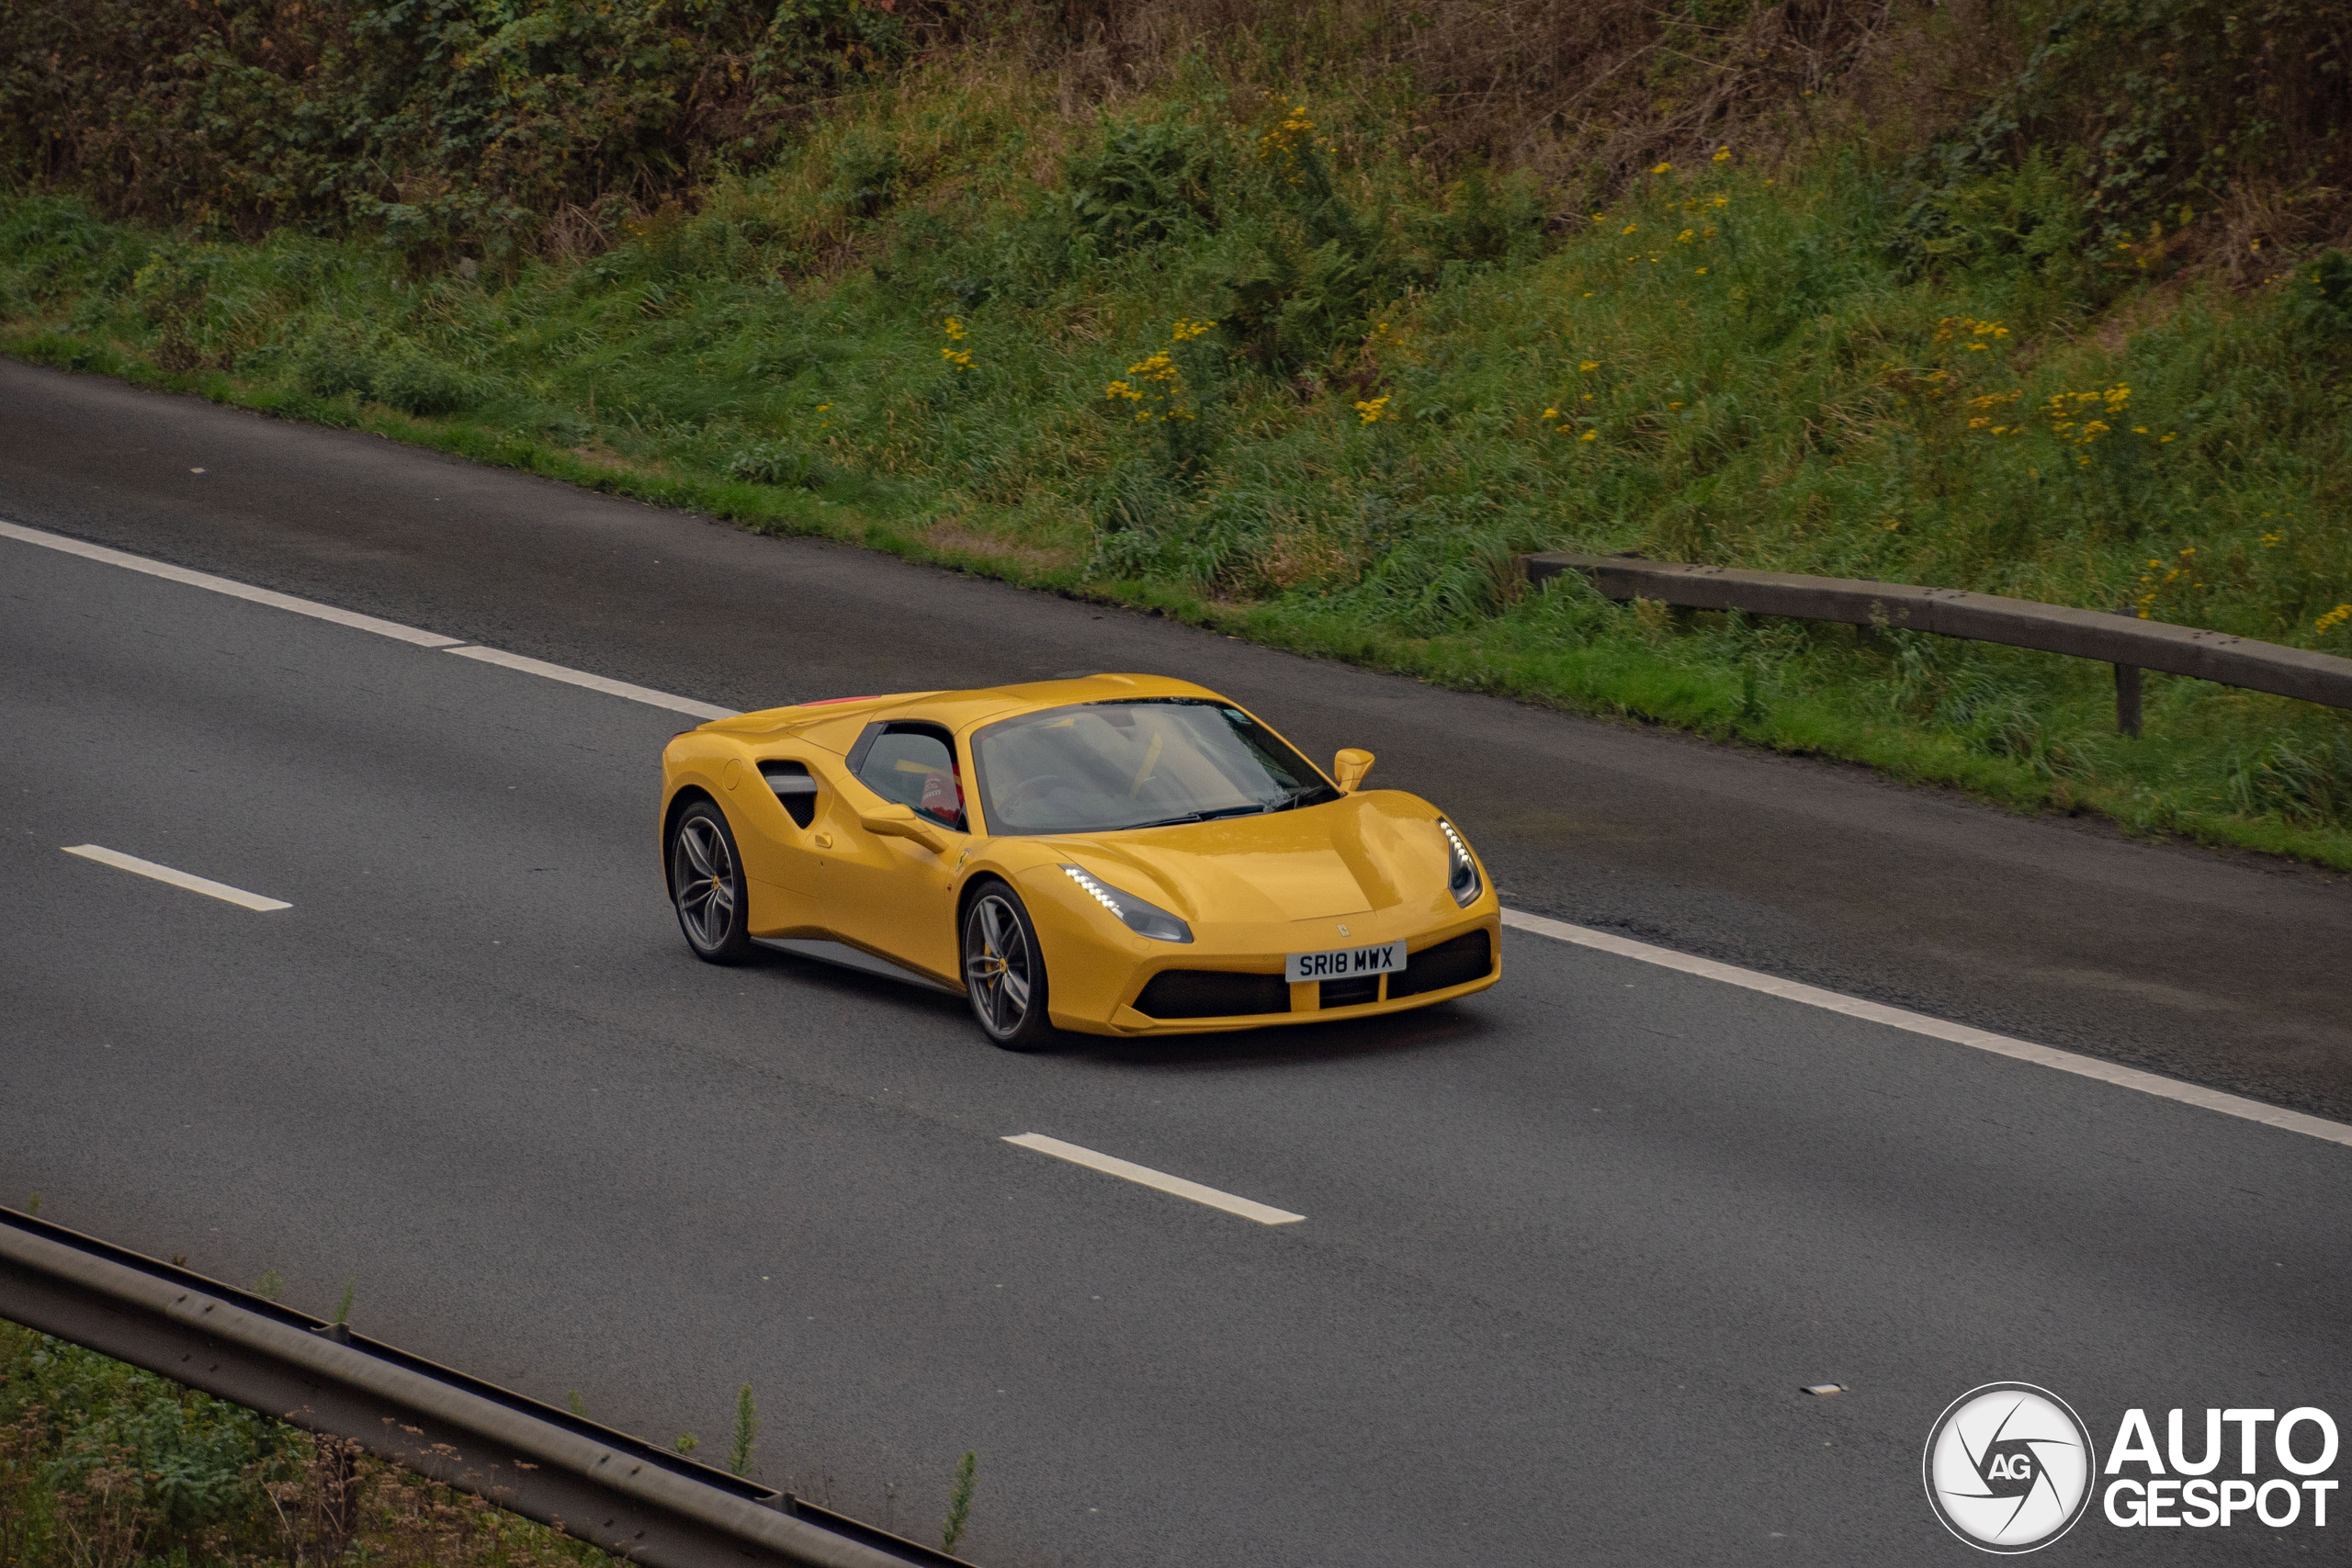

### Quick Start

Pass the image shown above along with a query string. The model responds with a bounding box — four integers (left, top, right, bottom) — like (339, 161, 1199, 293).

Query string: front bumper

(1083, 914, 1503, 1036)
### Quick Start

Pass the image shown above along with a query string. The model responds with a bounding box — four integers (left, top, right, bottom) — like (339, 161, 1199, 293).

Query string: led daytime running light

(1436, 818, 1483, 908)
(1063, 864, 1125, 916)
(1059, 864, 1193, 942)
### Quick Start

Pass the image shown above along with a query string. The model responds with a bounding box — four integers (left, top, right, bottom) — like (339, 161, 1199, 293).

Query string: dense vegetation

(0, 1316, 617, 1568)
(3, 0, 2349, 863)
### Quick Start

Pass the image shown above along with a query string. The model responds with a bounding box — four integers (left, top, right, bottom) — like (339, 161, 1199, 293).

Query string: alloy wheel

(672, 813, 738, 952)
(965, 892, 1036, 1040)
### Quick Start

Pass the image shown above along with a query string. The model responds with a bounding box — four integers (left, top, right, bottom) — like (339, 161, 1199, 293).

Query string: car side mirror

(1332, 748, 1375, 794)
(860, 802, 946, 852)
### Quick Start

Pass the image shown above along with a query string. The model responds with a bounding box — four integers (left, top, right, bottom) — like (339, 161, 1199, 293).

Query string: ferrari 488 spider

(659, 674, 1499, 1047)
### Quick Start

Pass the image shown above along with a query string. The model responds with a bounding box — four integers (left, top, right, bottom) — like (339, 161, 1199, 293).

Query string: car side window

(855, 727, 965, 830)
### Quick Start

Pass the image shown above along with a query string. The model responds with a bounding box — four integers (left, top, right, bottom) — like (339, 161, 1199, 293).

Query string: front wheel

(668, 799, 753, 964)
(963, 884, 1052, 1050)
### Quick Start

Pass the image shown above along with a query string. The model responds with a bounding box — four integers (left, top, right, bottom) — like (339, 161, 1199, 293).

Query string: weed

(940, 1450, 976, 1557)
(728, 1385, 757, 1479)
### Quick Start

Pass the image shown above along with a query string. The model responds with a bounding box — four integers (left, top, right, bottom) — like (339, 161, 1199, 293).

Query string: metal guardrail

(0, 1209, 967, 1568)
(1522, 551, 2352, 737)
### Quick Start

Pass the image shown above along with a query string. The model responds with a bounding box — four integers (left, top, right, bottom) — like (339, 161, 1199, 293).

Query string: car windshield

(972, 698, 1339, 835)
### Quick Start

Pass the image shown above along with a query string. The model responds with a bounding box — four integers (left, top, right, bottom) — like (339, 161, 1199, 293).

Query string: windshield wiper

(1119, 791, 1329, 830)
(1119, 810, 1206, 830)
(1120, 800, 1270, 829)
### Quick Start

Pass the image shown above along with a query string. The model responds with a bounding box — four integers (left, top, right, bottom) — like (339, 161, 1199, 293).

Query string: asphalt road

(6, 362, 2352, 1565)
(4, 363, 2349, 1122)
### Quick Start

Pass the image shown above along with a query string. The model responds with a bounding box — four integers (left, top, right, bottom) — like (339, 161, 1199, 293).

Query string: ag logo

(1924, 1383, 2094, 1553)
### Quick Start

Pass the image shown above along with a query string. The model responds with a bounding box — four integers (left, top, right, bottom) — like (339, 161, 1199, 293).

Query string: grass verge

(0, 1315, 622, 1568)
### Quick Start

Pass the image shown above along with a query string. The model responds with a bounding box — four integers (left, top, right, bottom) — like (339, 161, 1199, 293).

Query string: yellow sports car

(658, 675, 1499, 1047)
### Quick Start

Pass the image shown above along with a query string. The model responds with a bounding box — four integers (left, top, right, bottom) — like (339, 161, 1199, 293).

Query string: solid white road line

(1501, 908, 2352, 1150)
(2, 518, 463, 649)
(15, 515, 2349, 1152)
(1004, 1134, 1306, 1224)
(1, 517, 741, 719)
(442, 645, 738, 721)
(62, 845, 292, 912)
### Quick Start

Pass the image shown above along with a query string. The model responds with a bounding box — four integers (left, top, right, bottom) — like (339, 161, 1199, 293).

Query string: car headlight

(1436, 818, 1483, 908)
(1061, 864, 1193, 943)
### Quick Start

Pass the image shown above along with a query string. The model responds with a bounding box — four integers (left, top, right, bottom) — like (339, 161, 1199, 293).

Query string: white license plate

(1285, 941, 1407, 984)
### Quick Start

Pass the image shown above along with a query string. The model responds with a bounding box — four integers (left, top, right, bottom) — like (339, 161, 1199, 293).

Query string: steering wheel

(997, 773, 1079, 817)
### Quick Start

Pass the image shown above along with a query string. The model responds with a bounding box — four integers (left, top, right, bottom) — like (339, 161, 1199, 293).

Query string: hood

(1043, 791, 1453, 921)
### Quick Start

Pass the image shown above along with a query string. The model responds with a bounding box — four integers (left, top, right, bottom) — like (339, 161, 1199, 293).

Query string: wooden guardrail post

(2114, 664, 2143, 738)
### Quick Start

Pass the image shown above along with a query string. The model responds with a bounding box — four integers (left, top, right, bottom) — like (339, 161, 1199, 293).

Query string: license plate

(1285, 941, 1407, 984)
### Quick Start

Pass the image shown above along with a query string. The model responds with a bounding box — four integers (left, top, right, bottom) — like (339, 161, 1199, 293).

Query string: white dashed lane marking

(62, 845, 293, 912)
(1003, 1134, 1306, 1224)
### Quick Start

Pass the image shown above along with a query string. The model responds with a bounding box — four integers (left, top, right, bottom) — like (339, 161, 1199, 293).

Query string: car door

(819, 720, 969, 983)
(730, 753, 831, 936)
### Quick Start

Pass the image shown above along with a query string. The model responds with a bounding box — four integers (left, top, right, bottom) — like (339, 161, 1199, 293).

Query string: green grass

(0, 1315, 622, 1568)
(4, 51, 2349, 869)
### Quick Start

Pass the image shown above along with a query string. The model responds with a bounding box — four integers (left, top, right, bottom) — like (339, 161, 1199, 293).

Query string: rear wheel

(668, 799, 752, 964)
(963, 884, 1052, 1050)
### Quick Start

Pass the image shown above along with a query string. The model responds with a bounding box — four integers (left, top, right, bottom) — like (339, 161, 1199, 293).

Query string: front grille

(1387, 930, 1495, 999)
(1134, 969, 1293, 1020)
(1319, 976, 1380, 1009)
